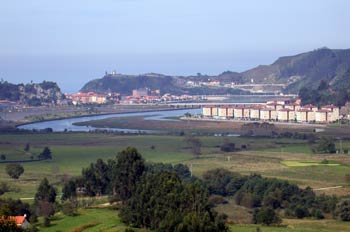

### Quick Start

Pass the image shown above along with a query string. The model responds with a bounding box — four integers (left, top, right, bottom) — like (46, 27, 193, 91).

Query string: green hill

(242, 47, 350, 92)
(80, 48, 350, 94)
(0, 81, 66, 106)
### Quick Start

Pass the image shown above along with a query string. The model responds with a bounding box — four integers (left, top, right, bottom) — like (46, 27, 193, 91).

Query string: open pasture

(0, 133, 349, 199)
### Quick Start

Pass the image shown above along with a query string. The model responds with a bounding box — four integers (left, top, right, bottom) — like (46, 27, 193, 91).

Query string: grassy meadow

(1, 132, 350, 231)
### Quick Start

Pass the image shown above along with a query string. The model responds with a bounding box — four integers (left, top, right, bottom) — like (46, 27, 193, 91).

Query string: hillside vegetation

(81, 48, 350, 94)
(0, 81, 66, 106)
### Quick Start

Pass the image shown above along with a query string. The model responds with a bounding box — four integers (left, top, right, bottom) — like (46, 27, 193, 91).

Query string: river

(17, 108, 201, 133)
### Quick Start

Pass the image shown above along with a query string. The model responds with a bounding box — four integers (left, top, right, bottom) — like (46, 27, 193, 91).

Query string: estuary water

(17, 108, 201, 133)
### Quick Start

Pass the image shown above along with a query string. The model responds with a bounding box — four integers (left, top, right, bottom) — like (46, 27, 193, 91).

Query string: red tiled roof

(322, 105, 338, 109)
(278, 108, 293, 112)
(261, 107, 276, 111)
(297, 109, 312, 112)
(316, 109, 332, 113)
(0, 216, 26, 225)
(220, 105, 230, 108)
(302, 104, 316, 108)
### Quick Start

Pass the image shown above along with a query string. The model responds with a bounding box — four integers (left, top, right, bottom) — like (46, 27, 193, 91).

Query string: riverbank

(1, 104, 196, 123)
(8, 105, 195, 127)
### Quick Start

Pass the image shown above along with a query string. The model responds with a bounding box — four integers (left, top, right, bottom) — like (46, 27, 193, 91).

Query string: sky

(1, 0, 349, 93)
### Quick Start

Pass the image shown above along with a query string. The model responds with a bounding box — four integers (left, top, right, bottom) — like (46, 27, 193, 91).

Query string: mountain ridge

(80, 48, 350, 95)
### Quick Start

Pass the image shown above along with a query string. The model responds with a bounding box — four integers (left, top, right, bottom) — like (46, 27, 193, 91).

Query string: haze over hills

(80, 48, 350, 95)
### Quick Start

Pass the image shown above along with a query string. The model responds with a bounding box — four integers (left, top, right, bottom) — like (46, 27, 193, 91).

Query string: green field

(39, 208, 125, 232)
(282, 160, 341, 167)
(1, 132, 350, 231)
(1, 133, 350, 198)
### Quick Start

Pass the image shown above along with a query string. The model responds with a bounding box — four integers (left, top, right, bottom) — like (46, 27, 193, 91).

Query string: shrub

(6, 163, 24, 179)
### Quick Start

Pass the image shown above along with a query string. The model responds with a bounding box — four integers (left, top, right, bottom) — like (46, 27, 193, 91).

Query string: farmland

(1, 132, 350, 231)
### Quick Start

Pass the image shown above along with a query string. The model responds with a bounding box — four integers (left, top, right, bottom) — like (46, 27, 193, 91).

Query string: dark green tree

(34, 178, 56, 204)
(0, 198, 32, 218)
(184, 135, 202, 158)
(316, 137, 336, 154)
(38, 147, 52, 160)
(81, 159, 110, 196)
(252, 207, 281, 225)
(24, 143, 30, 152)
(61, 179, 77, 200)
(120, 172, 227, 231)
(336, 199, 350, 221)
(113, 147, 145, 202)
(6, 163, 24, 179)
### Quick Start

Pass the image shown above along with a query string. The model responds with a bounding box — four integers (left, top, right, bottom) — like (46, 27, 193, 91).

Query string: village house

(250, 105, 263, 120)
(200, 98, 340, 124)
(218, 106, 229, 118)
(315, 109, 332, 123)
(284, 103, 301, 111)
(301, 104, 318, 112)
(296, 109, 315, 122)
(0, 215, 30, 229)
(211, 106, 219, 117)
(233, 105, 244, 119)
(321, 105, 339, 122)
(202, 105, 214, 117)
(243, 106, 250, 119)
(277, 108, 295, 122)
(260, 108, 277, 121)
(266, 102, 284, 111)
(65, 92, 107, 105)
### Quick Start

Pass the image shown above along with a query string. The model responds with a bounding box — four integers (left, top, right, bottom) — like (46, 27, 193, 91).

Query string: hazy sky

(1, 0, 349, 92)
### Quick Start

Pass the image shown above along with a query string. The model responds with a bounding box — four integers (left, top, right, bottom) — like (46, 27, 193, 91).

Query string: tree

(203, 168, 246, 196)
(316, 137, 336, 154)
(184, 135, 202, 158)
(252, 207, 281, 225)
(0, 198, 32, 219)
(336, 199, 350, 221)
(113, 147, 145, 202)
(6, 163, 24, 179)
(34, 178, 56, 204)
(81, 159, 110, 196)
(38, 147, 52, 160)
(61, 179, 77, 200)
(0, 182, 10, 195)
(0, 154, 6, 160)
(120, 172, 227, 231)
(24, 143, 30, 152)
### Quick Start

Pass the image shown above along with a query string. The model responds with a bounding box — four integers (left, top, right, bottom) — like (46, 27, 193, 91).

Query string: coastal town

(65, 88, 204, 105)
(202, 98, 340, 124)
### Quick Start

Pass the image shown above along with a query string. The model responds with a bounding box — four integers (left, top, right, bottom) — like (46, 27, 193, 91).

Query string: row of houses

(65, 92, 107, 105)
(202, 99, 339, 123)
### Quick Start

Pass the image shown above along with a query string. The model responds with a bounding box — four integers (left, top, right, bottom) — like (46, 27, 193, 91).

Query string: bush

(209, 195, 228, 205)
(220, 142, 235, 152)
(6, 163, 24, 179)
(62, 199, 78, 216)
(0, 182, 10, 195)
(252, 207, 281, 225)
(335, 199, 350, 221)
(43, 217, 50, 227)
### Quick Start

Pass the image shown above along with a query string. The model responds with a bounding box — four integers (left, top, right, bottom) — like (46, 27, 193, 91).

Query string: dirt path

(314, 186, 343, 191)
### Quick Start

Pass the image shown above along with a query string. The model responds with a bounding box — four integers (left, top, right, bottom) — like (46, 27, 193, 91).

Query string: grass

(39, 208, 126, 232)
(1, 133, 350, 198)
(281, 160, 341, 167)
(1, 132, 350, 231)
(230, 220, 350, 232)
